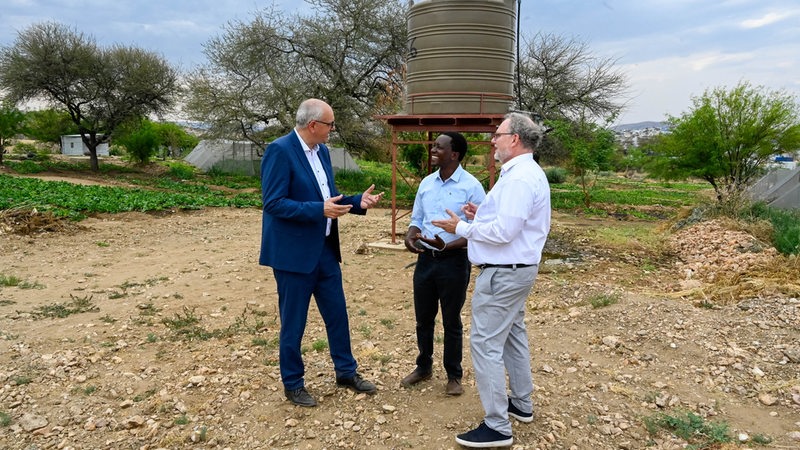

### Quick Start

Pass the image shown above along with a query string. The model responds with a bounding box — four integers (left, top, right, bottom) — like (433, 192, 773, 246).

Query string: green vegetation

(0, 411, 11, 427)
(588, 293, 619, 308)
(26, 294, 98, 319)
(174, 414, 189, 425)
(312, 339, 328, 352)
(160, 305, 274, 342)
(647, 82, 800, 211)
(0, 168, 260, 220)
(739, 201, 800, 255)
(0, 273, 43, 289)
(644, 410, 732, 449)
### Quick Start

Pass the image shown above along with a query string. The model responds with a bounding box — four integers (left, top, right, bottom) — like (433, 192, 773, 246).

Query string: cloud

(740, 10, 796, 29)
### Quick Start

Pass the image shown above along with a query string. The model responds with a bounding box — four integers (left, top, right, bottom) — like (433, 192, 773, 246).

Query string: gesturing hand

(431, 209, 461, 234)
(324, 195, 353, 218)
(360, 184, 384, 209)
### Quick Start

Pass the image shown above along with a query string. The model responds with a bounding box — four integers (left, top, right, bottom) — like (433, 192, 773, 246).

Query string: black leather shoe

(284, 387, 317, 407)
(400, 369, 432, 388)
(336, 373, 377, 395)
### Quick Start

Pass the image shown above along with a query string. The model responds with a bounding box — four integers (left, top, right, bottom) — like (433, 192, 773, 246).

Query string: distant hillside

(611, 121, 669, 132)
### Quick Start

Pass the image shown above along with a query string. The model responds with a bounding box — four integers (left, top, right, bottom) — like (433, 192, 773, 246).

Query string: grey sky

(2, 0, 798, 125)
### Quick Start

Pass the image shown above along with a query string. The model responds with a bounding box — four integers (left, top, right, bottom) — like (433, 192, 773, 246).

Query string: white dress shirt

(455, 153, 551, 265)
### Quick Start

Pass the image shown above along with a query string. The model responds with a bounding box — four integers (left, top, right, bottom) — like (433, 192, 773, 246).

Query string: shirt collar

(500, 153, 533, 176)
(437, 164, 465, 182)
(294, 129, 318, 153)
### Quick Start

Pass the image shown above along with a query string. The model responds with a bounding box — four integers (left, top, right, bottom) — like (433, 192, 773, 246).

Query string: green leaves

(0, 174, 260, 217)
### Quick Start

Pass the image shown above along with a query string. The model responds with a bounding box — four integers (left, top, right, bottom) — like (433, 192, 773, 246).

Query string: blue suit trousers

(273, 240, 357, 390)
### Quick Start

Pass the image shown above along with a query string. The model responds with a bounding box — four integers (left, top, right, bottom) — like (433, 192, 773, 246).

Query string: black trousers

(412, 249, 471, 379)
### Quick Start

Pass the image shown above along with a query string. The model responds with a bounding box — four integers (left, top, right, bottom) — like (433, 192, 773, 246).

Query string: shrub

(164, 162, 196, 180)
(545, 167, 568, 184)
(739, 202, 800, 255)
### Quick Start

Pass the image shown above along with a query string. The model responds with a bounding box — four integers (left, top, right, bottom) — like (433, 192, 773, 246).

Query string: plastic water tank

(405, 0, 517, 115)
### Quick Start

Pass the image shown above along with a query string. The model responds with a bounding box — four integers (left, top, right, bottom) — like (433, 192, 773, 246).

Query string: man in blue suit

(259, 98, 383, 407)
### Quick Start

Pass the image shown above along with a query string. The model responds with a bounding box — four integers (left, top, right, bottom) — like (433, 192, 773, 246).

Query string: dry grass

(0, 207, 85, 235)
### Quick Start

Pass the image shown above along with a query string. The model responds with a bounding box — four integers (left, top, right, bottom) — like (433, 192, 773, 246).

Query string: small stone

(758, 393, 777, 406)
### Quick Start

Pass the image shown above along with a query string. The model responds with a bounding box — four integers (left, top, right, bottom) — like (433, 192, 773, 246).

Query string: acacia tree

(649, 82, 800, 210)
(185, 0, 407, 160)
(0, 22, 179, 171)
(516, 32, 628, 123)
(0, 102, 26, 165)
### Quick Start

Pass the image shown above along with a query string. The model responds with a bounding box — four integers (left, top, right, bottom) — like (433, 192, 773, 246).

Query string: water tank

(405, 0, 517, 115)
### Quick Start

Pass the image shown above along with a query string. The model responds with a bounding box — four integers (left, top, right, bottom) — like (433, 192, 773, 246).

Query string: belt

(477, 263, 534, 269)
(420, 248, 467, 259)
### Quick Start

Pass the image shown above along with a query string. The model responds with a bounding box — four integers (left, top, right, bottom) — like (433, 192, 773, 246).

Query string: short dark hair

(441, 131, 468, 161)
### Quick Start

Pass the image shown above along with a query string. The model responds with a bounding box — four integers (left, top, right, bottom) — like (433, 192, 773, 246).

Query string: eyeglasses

(315, 120, 336, 129)
(491, 132, 516, 139)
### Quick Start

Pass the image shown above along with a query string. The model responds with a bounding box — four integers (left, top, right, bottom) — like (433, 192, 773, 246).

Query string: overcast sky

(2, 0, 798, 125)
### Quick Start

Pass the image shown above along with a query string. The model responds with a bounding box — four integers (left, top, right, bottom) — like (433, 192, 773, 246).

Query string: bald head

(296, 98, 333, 128)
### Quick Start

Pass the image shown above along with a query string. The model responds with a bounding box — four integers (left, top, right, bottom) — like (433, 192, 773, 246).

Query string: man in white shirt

(433, 112, 551, 448)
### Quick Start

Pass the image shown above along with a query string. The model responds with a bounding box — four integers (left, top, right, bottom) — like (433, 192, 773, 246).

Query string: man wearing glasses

(259, 98, 383, 407)
(433, 112, 551, 447)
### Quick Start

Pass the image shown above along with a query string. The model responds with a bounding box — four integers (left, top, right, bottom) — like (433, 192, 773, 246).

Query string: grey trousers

(470, 265, 538, 435)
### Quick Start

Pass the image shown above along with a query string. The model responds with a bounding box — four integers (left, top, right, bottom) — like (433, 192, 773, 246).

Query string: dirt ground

(0, 174, 799, 449)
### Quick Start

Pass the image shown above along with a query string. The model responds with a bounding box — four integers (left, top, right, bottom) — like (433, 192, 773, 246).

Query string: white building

(60, 135, 109, 156)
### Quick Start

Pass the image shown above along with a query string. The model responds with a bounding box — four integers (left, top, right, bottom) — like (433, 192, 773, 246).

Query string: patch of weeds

(0, 274, 22, 287)
(172, 293, 183, 299)
(312, 339, 328, 352)
(695, 300, 717, 309)
(434, 334, 443, 344)
(174, 414, 189, 425)
(119, 280, 143, 290)
(643, 409, 732, 449)
(0, 411, 11, 427)
(263, 357, 279, 366)
(108, 291, 127, 299)
(0, 300, 16, 306)
(162, 306, 213, 341)
(13, 375, 32, 386)
(100, 341, 114, 348)
(371, 353, 392, 365)
(751, 434, 772, 445)
(18, 280, 45, 289)
(252, 336, 279, 349)
(588, 293, 619, 309)
(146, 333, 158, 343)
(133, 388, 157, 402)
(228, 304, 273, 335)
(587, 414, 597, 425)
(100, 314, 117, 324)
(145, 276, 169, 285)
(137, 302, 161, 316)
(196, 425, 208, 442)
(380, 318, 395, 329)
(357, 308, 367, 316)
(357, 324, 372, 339)
(95, 241, 110, 247)
(27, 294, 98, 319)
(73, 385, 98, 396)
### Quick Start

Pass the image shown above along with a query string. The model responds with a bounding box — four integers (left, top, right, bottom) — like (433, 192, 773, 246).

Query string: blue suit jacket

(259, 131, 365, 274)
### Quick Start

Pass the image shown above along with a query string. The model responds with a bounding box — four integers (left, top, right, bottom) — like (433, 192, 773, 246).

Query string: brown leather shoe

(400, 369, 432, 388)
(446, 378, 463, 396)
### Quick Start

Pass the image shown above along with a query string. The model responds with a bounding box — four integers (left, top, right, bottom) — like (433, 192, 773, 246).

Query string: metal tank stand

(375, 113, 506, 245)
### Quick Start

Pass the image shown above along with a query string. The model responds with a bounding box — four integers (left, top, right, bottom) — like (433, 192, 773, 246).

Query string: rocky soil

(0, 201, 799, 450)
